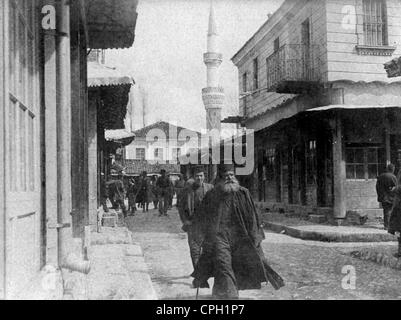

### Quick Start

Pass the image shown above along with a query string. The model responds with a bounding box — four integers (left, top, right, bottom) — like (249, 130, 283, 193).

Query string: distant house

(121, 121, 202, 175)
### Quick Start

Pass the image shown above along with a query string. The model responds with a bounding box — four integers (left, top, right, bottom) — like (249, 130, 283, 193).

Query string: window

(346, 146, 385, 179)
(242, 72, 247, 93)
(274, 38, 280, 52)
(172, 148, 181, 161)
(154, 148, 163, 161)
(8, 1, 38, 192)
(242, 72, 248, 116)
(363, 0, 388, 46)
(253, 58, 259, 90)
(135, 148, 146, 160)
(266, 148, 275, 181)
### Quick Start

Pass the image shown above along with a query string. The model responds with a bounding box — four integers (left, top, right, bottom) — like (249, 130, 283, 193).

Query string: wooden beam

(0, 0, 6, 299)
(331, 114, 346, 221)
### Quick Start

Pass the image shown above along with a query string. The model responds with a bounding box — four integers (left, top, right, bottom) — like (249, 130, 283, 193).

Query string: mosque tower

(202, 1, 224, 133)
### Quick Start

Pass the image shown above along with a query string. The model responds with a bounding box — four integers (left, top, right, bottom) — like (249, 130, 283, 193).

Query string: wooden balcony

(266, 44, 322, 94)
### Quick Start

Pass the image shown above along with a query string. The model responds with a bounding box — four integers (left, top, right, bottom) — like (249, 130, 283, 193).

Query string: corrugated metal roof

(307, 105, 401, 112)
(87, 61, 134, 88)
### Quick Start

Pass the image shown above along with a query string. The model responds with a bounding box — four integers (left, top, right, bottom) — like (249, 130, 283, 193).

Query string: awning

(221, 116, 245, 124)
(105, 129, 135, 141)
(307, 105, 401, 112)
(88, 61, 134, 87)
(384, 57, 401, 78)
(86, 0, 139, 49)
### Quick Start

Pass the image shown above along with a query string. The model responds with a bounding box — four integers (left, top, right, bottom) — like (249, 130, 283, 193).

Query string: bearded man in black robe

(192, 164, 284, 299)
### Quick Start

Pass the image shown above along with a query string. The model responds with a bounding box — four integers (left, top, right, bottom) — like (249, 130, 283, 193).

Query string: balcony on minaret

(202, 87, 225, 110)
(266, 44, 322, 94)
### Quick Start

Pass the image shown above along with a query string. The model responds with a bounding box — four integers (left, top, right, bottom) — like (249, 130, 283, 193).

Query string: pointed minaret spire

(202, 0, 224, 132)
(208, 1, 218, 36)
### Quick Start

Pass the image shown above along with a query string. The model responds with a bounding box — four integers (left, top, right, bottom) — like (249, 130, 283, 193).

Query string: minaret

(202, 1, 224, 133)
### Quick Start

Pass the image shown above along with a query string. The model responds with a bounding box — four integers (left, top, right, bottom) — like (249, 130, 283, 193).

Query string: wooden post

(331, 114, 346, 222)
(384, 116, 391, 166)
(43, 0, 59, 267)
(70, 22, 83, 239)
(88, 97, 98, 231)
(56, 0, 73, 265)
(0, 0, 6, 299)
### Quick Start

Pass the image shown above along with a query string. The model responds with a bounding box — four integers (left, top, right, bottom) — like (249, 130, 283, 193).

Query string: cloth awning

(88, 61, 134, 87)
(86, 0, 139, 49)
(307, 105, 401, 112)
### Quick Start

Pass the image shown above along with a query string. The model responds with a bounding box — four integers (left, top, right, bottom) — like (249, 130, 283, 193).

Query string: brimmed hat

(194, 166, 205, 175)
(218, 163, 235, 174)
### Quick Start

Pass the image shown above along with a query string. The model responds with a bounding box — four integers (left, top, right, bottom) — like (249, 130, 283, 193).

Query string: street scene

(2, 0, 401, 302)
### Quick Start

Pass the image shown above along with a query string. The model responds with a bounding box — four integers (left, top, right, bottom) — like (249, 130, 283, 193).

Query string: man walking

(108, 171, 128, 218)
(376, 163, 397, 230)
(179, 167, 213, 272)
(156, 169, 173, 216)
(192, 164, 284, 299)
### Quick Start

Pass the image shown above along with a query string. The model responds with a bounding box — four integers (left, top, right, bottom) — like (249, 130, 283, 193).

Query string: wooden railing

(266, 44, 321, 90)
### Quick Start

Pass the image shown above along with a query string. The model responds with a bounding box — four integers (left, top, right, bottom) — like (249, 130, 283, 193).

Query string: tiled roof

(133, 121, 202, 139)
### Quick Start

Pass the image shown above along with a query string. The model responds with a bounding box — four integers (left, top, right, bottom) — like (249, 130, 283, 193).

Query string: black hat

(194, 166, 205, 175)
(218, 163, 235, 174)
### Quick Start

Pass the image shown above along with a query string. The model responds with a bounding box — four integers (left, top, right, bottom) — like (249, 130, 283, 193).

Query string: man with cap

(179, 166, 213, 274)
(376, 163, 397, 230)
(192, 163, 284, 299)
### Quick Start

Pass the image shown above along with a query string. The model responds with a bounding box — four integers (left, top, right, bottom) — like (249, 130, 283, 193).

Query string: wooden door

(3, 0, 41, 298)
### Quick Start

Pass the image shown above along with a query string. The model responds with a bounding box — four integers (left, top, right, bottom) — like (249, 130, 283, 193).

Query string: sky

(106, 0, 284, 133)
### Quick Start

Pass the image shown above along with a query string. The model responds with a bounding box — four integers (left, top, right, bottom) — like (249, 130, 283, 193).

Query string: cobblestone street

(126, 207, 401, 300)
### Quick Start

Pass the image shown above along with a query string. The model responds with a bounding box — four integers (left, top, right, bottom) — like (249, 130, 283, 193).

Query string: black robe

(389, 186, 401, 235)
(192, 184, 284, 293)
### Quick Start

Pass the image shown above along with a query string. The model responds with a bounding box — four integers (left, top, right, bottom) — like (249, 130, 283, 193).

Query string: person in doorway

(376, 163, 397, 230)
(100, 173, 109, 213)
(192, 164, 285, 299)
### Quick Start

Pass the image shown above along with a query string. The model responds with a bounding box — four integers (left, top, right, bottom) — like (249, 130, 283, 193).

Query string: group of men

(102, 169, 181, 218)
(178, 164, 284, 299)
(376, 163, 401, 258)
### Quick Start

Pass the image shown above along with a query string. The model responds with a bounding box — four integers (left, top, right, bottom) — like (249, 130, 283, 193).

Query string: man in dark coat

(156, 169, 173, 216)
(175, 174, 186, 208)
(107, 172, 127, 218)
(137, 171, 152, 212)
(127, 178, 138, 215)
(192, 164, 284, 299)
(388, 171, 401, 258)
(179, 167, 213, 272)
(376, 163, 397, 229)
